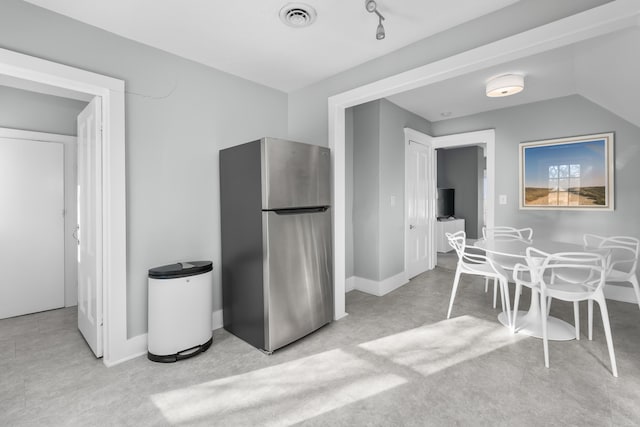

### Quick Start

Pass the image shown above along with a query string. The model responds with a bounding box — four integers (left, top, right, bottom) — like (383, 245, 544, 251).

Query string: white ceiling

(387, 26, 640, 127)
(22, 0, 519, 92)
(387, 49, 577, 122)
(11, 1, 639, 128)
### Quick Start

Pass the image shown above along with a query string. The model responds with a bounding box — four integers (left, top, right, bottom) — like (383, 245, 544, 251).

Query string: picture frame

(519, 132, 614, 210)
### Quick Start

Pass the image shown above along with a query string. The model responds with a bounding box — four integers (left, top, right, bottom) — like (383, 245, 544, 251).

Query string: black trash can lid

(149, 261, 213, 279)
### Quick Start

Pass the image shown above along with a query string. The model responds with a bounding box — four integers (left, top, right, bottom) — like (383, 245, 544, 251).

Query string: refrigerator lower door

(263, 208, 333, 352)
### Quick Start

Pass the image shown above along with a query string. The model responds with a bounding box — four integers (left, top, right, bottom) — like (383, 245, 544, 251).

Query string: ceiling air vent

(279, 3, 317, 28)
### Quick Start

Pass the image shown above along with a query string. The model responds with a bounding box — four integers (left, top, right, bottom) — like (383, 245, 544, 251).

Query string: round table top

(474, 238, 588, 257)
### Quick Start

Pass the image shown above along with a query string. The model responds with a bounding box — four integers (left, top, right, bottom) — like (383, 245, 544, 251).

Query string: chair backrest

(483, 226, 533, 241)
(447, 230, 505, 278)
(531, 249, 606, 297)
(518, 247, 550, 283)
(446, 230, 466, 255)
(583, 234, 639, 275)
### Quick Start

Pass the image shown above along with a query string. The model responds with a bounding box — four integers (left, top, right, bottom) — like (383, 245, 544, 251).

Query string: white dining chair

(482, 226, 533, 241)
(533, 249, 618, 377)
(446, 230, 512, 328)
(481, 226, 533, 308)
(583, 234, 640, 311)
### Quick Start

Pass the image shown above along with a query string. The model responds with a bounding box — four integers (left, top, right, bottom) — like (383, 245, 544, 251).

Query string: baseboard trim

(345, 276, 356, 292)
(104, 309, 224, 367)
(104, 334, 147, 367)
(212, 308, 224, 330)
(351, 272, 409, 297)
(604, 283, 638, 305)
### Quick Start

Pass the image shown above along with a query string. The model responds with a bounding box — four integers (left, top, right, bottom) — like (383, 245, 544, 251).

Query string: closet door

(0, 138, 64, 319)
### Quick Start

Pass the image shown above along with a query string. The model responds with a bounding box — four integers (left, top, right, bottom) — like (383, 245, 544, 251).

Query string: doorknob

(409, 224, 415, 229)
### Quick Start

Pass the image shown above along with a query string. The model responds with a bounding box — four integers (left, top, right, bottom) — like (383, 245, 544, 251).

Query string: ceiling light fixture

(365, 0, 386, 40)
(486, 74, 525, 97)
(279, 3, 317, 28)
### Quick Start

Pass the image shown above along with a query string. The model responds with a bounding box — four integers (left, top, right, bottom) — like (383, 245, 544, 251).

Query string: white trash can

(147, 261, 213, 362)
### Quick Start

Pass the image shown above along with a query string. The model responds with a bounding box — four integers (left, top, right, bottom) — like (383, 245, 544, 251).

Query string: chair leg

(447, 268, 462, 319)
(594, 293, 618, 377)
(484, 277, 489, 293)
(588, 299, 594, 341)
(513, 283, 522, 332)
(546, 297, 552, 316)
(573, 301, 580, 340)
(540, 291, 550, 368)
(500, 278, 512, 329)
(493, 278, 498, 309)
(629, 274, 640, 311)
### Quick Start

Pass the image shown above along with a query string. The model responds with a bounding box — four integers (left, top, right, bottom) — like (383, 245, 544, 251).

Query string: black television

(437, 188, 455, 219)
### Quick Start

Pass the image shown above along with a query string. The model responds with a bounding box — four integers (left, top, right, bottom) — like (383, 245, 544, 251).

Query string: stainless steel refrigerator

(219, 137, 333, 353)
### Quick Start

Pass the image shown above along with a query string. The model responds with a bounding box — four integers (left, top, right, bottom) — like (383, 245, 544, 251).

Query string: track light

(365, 0, 377, 13)
(365, 0, 386, 40)
(376, 16, 385, 40)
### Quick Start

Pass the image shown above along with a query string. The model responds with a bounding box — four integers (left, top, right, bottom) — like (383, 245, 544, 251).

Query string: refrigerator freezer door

(262, 138, 331, 210)
(263, 209, 333, 351)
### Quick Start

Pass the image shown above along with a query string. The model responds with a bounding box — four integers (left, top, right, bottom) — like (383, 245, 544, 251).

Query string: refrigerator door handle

(271, 207, 329, 215)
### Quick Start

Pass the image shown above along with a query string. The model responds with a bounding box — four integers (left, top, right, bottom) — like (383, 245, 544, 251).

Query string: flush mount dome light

(486, 74, 525, 97)
(279, 3, 317, 28)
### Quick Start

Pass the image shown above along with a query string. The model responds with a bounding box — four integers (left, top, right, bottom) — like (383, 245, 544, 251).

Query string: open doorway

(0, 88, 104, 358)
(329, 3, 634, 320)
(435, 144, 486, 270)
(344, 100, 495, 297)
(402, 128, 495, 275)
(0, 126, 80, 319)
(0, 47, 127, 366)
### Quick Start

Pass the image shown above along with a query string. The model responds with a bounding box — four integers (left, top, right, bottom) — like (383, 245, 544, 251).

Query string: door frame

(431, 128, 496, 235)
(0, 48, 129, 366)
(403, 128, 495, 278)
(328, 1, 640, 319)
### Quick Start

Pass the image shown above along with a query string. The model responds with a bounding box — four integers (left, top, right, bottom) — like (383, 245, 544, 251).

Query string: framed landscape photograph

(519, 132, 614, 210)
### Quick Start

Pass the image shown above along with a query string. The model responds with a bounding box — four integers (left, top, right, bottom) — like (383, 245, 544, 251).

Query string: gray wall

(0, 85, 87, 135)
(352, 101, 380, 280)
(288, 0, 610, 148)
(378, 100, 432, 279)
(437, 146, 484, 239)
(1, 0, 288, 337)
(432, 95, 640, 243)
(350, 99, 431, 281)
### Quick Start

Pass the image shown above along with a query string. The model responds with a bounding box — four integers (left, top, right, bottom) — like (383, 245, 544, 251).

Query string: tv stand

(436, 218, 465, 253)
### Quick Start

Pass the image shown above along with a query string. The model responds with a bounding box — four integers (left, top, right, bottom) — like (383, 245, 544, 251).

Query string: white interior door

(77, 97, 103, 357)
(406, 139, 436, 278)
(0, 138, 64, 319)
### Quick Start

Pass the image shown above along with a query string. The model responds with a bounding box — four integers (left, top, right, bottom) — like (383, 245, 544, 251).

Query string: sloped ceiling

(387, 27, 640, 128)
(574, 27, 640, 128)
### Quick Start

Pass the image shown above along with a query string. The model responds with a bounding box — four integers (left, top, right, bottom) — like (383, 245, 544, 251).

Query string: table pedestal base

(498, 311, 575, 341)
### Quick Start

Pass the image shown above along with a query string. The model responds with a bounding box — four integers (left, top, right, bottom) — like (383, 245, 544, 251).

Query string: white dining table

(474, 238, 595, 341)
